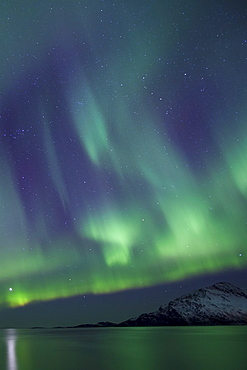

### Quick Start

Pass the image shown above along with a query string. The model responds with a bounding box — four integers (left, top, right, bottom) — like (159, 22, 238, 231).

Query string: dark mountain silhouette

(53, 282, 247, 328)
(118, 282, 247, 326)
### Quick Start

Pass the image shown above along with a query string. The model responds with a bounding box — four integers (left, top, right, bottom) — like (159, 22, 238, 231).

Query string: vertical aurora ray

(0, 0, 246, 311)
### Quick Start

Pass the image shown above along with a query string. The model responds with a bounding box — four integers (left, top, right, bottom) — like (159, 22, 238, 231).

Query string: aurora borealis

(0, 0, 247, 326)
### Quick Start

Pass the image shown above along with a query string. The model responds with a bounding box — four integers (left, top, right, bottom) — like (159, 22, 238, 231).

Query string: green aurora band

(1, 83, 247, 308)
(0, 1, 246, 308)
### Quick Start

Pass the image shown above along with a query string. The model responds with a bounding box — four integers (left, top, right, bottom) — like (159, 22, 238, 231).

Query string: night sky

(0, 0, 247, 328)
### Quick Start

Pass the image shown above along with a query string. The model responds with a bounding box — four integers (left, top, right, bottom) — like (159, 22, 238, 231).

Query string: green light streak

(0, 2, 246, 311)
(1, 100, 247, 309)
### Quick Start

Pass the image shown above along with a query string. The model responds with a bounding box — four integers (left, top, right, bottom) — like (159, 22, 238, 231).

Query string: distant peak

(210, 281, 236, 288)
(208, 282, 239, 290)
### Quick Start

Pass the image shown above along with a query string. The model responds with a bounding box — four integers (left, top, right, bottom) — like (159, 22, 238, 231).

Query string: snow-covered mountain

(119, 282, 247, 326)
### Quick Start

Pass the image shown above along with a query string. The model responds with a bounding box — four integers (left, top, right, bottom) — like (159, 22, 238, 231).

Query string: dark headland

(49, 282, 247, 328)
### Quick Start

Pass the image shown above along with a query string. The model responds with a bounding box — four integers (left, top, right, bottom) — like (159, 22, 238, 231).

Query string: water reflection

(5, 329, 18, 370)
(0, 327, 246, 370)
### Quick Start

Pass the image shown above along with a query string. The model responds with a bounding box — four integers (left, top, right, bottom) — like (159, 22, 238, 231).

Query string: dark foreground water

(0, 326, 247, 370)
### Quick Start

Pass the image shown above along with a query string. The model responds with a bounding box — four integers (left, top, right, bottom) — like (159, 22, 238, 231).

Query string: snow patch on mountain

(120, 282, 247, 326)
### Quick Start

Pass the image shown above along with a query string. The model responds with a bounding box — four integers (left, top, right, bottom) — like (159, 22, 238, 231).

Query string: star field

(0, 0, 246, 326)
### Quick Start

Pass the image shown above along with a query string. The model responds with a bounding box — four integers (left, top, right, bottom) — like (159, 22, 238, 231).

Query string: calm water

(0, 326, 247, 370)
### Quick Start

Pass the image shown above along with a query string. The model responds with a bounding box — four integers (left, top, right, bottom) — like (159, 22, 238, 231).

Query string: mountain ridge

(51, 282, 247, 328)
(118, 282, 247, 326)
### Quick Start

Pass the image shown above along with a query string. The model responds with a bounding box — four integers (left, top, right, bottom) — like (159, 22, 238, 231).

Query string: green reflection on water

(1, 327, 247, 370)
